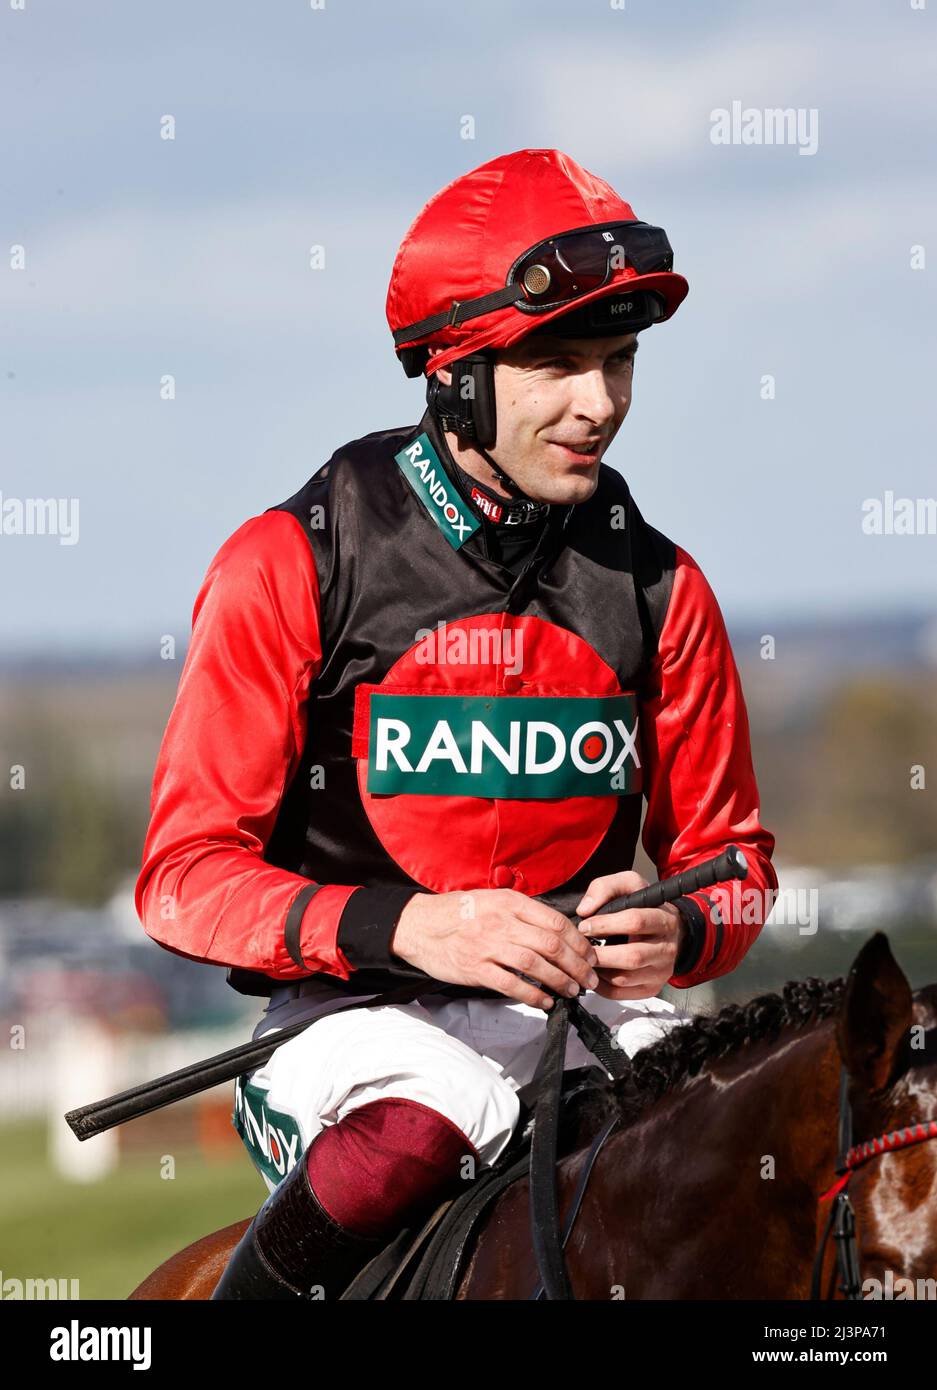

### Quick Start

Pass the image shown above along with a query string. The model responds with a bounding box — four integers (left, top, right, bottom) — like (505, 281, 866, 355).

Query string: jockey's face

(433, 331, 638, 505)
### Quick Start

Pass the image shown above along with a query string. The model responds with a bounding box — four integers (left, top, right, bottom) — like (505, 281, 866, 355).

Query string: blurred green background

(0, 1118, 263, 1300)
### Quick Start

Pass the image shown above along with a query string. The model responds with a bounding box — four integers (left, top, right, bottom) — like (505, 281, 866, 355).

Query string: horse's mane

(602, 975, 847, 1128)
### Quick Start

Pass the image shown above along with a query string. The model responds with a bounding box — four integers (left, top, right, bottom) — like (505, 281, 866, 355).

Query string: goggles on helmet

(393, 220, 674, 355)
(507, 220, 673, 313)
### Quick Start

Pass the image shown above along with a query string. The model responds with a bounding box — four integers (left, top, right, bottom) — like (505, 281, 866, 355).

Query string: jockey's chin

(521, 443, 604, 506)
(479, 431, 608, 507)
(483, 334, 634, 504)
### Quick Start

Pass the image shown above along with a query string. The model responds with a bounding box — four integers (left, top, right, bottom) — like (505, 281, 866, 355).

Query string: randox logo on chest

(364, 692, 641, 799)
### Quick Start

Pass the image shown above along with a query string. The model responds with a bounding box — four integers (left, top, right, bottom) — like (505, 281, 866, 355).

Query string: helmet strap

(427, 353, 536, 500)
(473, 444, 529, 499)
(426, 352, 497, 447)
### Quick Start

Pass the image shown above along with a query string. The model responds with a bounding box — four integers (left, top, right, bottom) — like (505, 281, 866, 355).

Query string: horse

(129, 932, 937, 1300)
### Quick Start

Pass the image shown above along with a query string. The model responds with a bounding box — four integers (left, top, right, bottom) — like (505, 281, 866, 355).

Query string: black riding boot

(211, 1153, 384, 1301)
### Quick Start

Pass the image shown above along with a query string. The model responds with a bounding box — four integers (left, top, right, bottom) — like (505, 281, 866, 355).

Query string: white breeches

(236, 989, 688, 1192)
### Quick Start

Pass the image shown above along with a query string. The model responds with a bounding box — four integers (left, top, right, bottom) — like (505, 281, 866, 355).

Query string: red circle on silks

(355, 613, 634, 895)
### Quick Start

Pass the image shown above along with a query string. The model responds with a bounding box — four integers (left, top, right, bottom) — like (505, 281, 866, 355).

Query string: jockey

(135, 148, 778, 1300)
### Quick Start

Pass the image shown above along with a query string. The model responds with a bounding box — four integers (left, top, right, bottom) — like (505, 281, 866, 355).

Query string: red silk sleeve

(640, 545, 778, 986)
(134, 511, 360, 980)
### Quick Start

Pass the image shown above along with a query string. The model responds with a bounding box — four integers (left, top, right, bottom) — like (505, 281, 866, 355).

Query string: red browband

(846, 1118, 937, 1171)
(820, 1118, 937, 1203)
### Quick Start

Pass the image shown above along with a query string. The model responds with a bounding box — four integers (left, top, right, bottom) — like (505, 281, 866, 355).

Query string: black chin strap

(427, 351, 536, 500)
(473, 442, 532, 500)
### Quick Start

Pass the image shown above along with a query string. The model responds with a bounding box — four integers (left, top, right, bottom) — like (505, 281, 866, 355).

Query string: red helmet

(387, 148, 689, 379)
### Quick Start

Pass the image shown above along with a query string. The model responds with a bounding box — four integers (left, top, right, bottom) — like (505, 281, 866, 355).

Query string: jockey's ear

(427, 345, 452, 388)
(836, 933, 913, 1094)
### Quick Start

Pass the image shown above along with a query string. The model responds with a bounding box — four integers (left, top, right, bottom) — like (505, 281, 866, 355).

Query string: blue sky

(2, 0, 934, 652)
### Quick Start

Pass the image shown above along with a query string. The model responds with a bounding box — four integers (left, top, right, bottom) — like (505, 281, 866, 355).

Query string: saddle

(339, 1063, 615, 1301)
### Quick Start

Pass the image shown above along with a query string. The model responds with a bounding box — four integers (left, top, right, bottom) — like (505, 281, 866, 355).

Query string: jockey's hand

(574, 871, 687, 1000)
(390, 890, 600, 1012)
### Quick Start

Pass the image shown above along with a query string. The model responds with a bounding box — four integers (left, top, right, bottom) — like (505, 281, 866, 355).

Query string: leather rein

(526, 994, 629, 1300)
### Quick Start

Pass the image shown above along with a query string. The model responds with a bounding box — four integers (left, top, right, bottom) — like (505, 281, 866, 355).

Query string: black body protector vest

(258, 408, 677, 997)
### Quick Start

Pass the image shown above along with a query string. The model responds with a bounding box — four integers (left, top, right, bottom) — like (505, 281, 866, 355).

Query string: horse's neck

(602, 1016, 842, 1194)
(550, 1019, 845, 1298)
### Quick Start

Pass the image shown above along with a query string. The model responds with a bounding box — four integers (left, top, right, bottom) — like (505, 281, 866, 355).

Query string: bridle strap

(846, 1119, 937, 1171)
(835, 1189, 863, 1300)
(810, 1196, 841, 1300)
(812, 1066, 937, 1300)
(812, 1069, 857, 1299)
(838, 1065, 853, 1162)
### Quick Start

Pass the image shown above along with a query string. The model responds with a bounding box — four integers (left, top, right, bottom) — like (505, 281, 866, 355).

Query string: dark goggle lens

(512, 223, 673, 309)
(514, 237, 608, 304)
(553, 239, 611, 288)
(620, 224, 674, 275)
